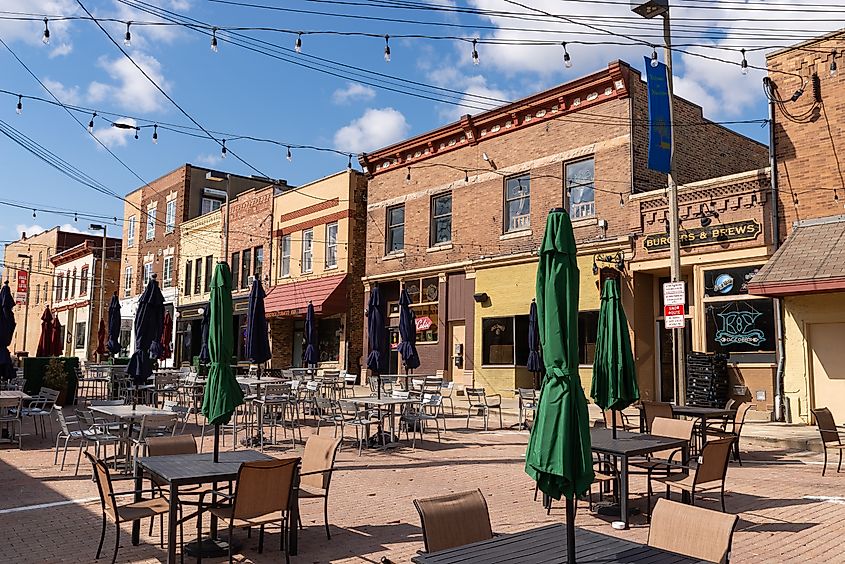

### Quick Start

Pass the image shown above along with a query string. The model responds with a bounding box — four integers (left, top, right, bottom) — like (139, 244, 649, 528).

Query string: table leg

(289, 471, 300, 556)
(167, 483, 178, 564)
(681, 444, 691, 504)
(132, 463, 142, 545)
(620, 455, 630, 529)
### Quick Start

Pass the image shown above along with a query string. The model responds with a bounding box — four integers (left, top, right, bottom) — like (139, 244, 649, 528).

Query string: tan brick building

(3, 227, 108, 358)
(360, 60, 769, 400)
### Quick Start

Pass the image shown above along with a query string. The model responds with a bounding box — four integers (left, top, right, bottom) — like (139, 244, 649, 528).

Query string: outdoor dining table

(0, 390, 31, 400)
(89, 404, 177, 469)
(347, 395, 419, 447)
(236, 376, 288, 448)
(638, 405, 737, 452)
(590, 428, 689, 529)
(132, 449, 299, 564)
(411, 523, 708, 563)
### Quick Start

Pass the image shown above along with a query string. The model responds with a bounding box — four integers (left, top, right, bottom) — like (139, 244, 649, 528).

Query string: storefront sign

(415, 316, 433, 332)
(703, 265, 763, 297)
(643, 219, 762, 252)
(705, 299, 775, 353)
(645, 57, 672, 174)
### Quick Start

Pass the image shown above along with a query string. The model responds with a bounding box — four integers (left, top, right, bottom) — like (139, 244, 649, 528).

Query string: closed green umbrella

(591, 278, 639, 439)
(201, 263, 244, 461)
(525, 210, 594, 564)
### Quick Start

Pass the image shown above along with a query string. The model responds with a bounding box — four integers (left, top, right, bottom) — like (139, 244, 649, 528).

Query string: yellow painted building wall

(783, 292, 845, 423)
(472, 255, 599, 395)
(177, 212, 222, 307)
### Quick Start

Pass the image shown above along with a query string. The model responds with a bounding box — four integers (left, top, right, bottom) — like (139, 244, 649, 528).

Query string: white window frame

(201, 197, 223, 215)
(146, 208, 156, 241)
(325, 222, 338, 269)
(127, 215, 136, 248)
(143, 262, 152, 286)
(162, 256, 173, 288)
(281, 234, 291, 277)
(165, 200, 176, 234)
(302, 228, 313, 273)
(124, 266, 132, 298)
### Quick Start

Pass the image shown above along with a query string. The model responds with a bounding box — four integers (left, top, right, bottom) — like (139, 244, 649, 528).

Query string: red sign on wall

(663, 304, 684, 317)
(415, 316, 433, 332)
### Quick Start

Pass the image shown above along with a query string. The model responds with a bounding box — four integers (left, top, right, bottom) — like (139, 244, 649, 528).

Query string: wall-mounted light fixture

(592, 252, 626, 275)
(698, 203, 720, 227)
(481, 152, 498, 170)
(473, 292, 490, 303)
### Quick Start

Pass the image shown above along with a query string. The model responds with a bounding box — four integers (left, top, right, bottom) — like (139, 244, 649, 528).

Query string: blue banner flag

(645, 57, 672, 174)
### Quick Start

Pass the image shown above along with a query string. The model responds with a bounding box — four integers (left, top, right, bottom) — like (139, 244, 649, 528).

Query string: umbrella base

(367, 431, 398, 448)
(185, 536, 242, 557)
(593, 501, 640, 518)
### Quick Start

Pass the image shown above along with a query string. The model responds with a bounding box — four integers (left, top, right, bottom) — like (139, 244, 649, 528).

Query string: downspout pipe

(768, 79, 787, 422)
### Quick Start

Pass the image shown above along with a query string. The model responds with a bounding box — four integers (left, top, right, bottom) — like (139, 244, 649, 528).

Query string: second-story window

(80, 266, 89, 295)
(201, 197, 222, 215)
(254, 246, 264, 281)
(231, 252, 240, 289)
(163, 256, 173, 288)
(146, 208, 156, 240)
(55, 274, 63, 302)
(430, 193, 452, 246)
(165, 200, 177, 233)
(127, 215, 136, 247)
(194, 258, 202, 294)
(241, 249, 251, 289)
(143, 263, 152, 286)
(325, 223, 338, 268)
(565, 157, 596, 220)
(386, 205, 405, 253)
(43, 283, 48, 304)
(505, 174, 530, 233)
(184, 261, 192, 296)
(35, 284, 40, 305)
(302, 228, 313, 273)
(124, 266, 132, 297)
(70, 268, 77, 298)
(280, 235, 291, 277)
(64, 272, 70, 300)
(204, 255, 213, 292)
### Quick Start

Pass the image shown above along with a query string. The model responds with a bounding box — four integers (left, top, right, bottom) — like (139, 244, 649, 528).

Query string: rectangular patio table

(346, 396, 419, 447)
(411, 523, 707, 563)
(0, 390, 31, 400)
(590, 428, 689, 529)
(132, 449, 300, 563)
(236, 376, 289, 449)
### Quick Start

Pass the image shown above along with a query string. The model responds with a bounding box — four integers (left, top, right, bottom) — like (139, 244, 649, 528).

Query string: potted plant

(43, 357, 69, 406)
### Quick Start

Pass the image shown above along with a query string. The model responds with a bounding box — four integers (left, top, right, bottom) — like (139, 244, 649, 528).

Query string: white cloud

(333, 108, 411, 153)
(0, 1, 77, 47)
(42, 79, 81, 106)
(15, 224, 46, 238)
(426, 65, 510, 121)
(195, 153, 223, 166)
(49, 42, 73, 58)
(58, 223, 84, 234)
(88, 53, 169, 112)
(92, 117, 138, 148)
(332, 83, 377, 105)
(110, 0, 191, 46)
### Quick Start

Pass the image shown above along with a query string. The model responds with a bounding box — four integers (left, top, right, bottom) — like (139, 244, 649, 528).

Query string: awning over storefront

(265, 274, 347, 318)
(748, 216, 845, 297)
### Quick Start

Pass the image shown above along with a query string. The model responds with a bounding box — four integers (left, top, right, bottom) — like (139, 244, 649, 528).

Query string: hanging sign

(663, 281, 686, 329)
(643, 220, 762, 253)
(415, 316, 433, 332)
(645, 57, 672, 174)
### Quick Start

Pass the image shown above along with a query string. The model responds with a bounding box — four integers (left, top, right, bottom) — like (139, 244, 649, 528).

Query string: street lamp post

(17, 253, 32, 354)
(632, 0, 686, 404)
(89, 225, 107, 348)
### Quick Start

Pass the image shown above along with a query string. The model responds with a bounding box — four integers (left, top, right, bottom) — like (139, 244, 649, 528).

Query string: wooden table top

(590, 428, 689, 457)
(137, 450, 276, 486)
(0, 390, 31, 400)
(411, 524, 707, 563)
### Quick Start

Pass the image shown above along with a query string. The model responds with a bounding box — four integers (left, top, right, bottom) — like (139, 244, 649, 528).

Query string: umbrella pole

(213, 423, 220, 463)
(612, 409, 617, 440)
(566, 497, 576, 564)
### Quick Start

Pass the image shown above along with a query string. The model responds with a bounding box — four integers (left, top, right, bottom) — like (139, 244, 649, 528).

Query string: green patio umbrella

(525, 209, 594, 564)
(201, 263, 244, 462)
(591, 278, 639, 439)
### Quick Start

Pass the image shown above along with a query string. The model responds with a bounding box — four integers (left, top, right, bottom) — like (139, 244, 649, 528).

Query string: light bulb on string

(32, 209, 36, 219)
(88, 112, 97, 134)
(651, 46, 659, 68)
(406, 167, 411, 182)
(740, 49, 748, 75)
(471, 39, 479, 65)
(384, 35, 391, 63)
(42, 18, 50, 45)
(134, 128, 139, 140)
(16, 95, 22, 115)
(835, 190, 840, 202)
(619, 193, 625, 207)
(211, 27, 218, 52)
(152, 124, 158, 144)
(221, 139, 227, 158)
(562, 42, 572, 69)
(295, 32, 302, 53)
(348, 154, 352, 169)
(286, 146, 292, 162)
(464, 170, 469, 183)
(74, 213, 78, 222)
(831, 50, 838, 78)
(124, 22, 131, 47)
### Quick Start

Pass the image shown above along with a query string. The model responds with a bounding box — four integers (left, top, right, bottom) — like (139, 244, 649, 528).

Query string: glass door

(656, 321, 692, 403)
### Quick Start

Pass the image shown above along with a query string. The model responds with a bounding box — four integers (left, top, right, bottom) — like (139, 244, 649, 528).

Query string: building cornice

(359, 61, 633, 177)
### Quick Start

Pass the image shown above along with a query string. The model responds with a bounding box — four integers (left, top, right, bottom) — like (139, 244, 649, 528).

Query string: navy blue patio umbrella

(397, 288, 420, 373)
(106, 292, 122, 356)
(367, 285, 387, 398)
(245, 279, 271, 369)
(198, 305, 211, 364)
(0, 282, 16, 382)
(527, 298, 544, 389)
(303, 302, 319, 367)
(127, 274, 165, 403)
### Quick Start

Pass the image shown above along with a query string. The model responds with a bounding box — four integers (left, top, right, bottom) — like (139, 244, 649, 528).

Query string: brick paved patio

(0, 409, 841, 563)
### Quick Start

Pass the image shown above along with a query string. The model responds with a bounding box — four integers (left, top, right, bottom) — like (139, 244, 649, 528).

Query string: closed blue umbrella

(303, 302, 319, 367)
(397, 288, 419, 372)
(526, 299, 543, 389)
(107, 293, 122, 355)
(127, 274, 164, 388)
(245, 279, 271, 366)
(0, 282, 16, 382)
(367, 285, 387, 399)
(198, 306, 211, 364)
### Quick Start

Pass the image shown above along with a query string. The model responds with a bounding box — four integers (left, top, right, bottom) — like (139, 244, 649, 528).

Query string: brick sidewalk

(0, 409, 841, 563)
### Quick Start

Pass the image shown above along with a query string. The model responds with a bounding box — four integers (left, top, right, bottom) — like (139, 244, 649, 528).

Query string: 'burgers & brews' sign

(643, 219, 761, 253)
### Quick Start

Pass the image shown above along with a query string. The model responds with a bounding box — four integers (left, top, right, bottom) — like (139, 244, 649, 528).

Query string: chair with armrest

(641, 401, 674, 433)
(413, 489, 493, 554)
(464, 388, 502, 430)
(648, 498, 738, 563)
(811, 407, 845, 476)
(706, 402, 752, 465)
(297, 435, 342, 539)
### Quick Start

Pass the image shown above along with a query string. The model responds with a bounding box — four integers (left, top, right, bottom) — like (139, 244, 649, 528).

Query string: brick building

(3, 227, 108, 357)
(119, 164, 281, 364)
(360, 60, 769, 397)
(745, 31, 845, 423)
(49, 239, 121, 362)
(264, 170, 368, 375)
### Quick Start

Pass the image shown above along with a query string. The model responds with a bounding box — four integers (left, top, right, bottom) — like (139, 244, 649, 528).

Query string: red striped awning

(264, 274, 347, 318)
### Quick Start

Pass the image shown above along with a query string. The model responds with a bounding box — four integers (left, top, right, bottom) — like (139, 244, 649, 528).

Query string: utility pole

(89, 224, 108, 337)
(17, 253, 32, 354)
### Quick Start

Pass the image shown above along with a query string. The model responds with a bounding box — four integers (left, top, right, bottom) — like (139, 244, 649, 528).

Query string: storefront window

(317, 318, 341, 362)
(402, 276, 439, 343)
(703, 265, 775, 356)
(412, 304, 439, 343)
(481, 316, 530, 366)
(578, 311, 599, 365)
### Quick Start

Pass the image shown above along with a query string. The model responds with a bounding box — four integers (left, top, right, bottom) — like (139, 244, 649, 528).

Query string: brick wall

(345, 173, 368, 377)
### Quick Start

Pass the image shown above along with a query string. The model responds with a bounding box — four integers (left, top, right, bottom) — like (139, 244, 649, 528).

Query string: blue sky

(0, 0, 838, 249)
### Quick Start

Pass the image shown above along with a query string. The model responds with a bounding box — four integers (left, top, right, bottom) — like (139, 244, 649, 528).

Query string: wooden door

(810, 322, 845, 422)
(447, 322, 465, 383)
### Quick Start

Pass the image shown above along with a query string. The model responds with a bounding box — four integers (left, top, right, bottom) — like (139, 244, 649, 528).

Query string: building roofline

(766, 29, 845, 59)
(278, 168, 361, 195)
